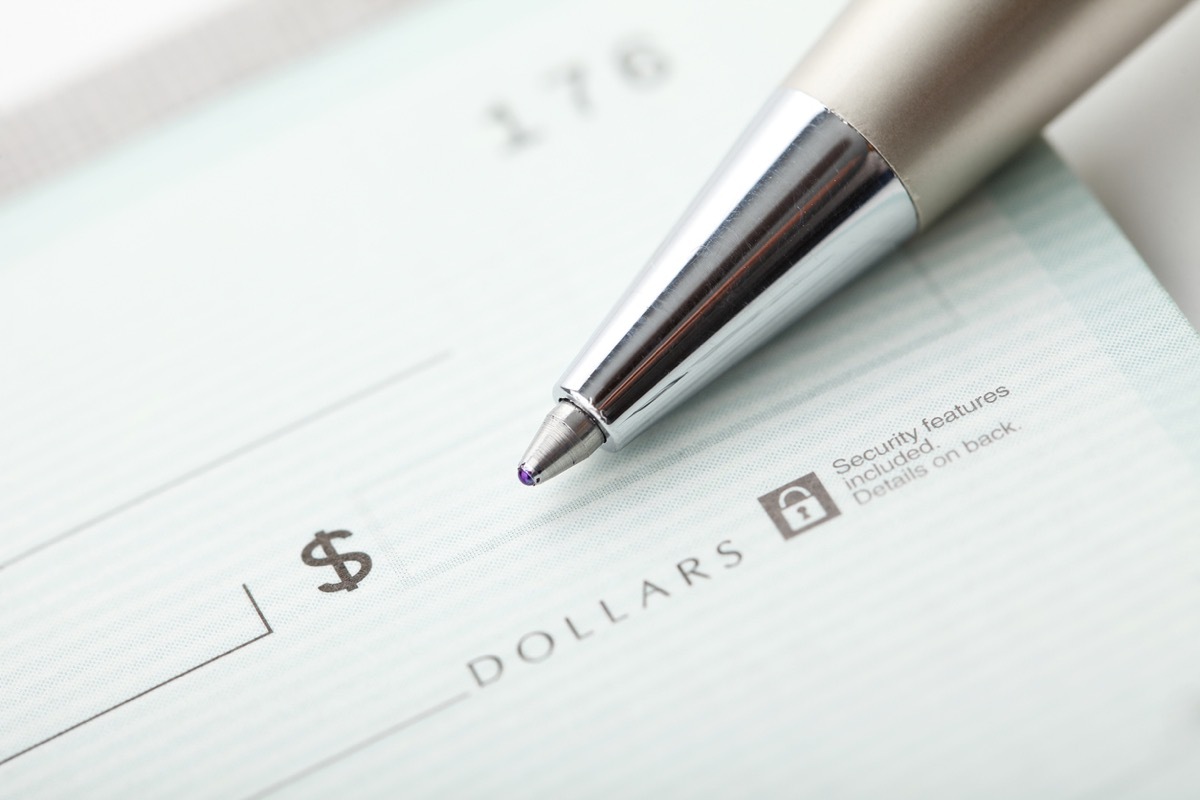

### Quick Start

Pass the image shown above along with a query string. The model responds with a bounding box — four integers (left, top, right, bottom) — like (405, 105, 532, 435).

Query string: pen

(517, 0, 1187, 486)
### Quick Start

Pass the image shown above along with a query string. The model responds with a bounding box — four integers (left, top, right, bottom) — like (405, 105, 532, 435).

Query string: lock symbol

(759, 473, 840, 540)
(777, 485, 828, 532)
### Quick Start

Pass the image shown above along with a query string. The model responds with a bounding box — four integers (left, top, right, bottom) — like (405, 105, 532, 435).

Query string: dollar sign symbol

(301, 530, 372, 592)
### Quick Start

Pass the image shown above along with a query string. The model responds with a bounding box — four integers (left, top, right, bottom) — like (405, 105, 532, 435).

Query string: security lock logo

(758, 473, 841, 539)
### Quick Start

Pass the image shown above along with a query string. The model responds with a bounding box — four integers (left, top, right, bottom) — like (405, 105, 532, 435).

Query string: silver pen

(518, 0, 1187, 486)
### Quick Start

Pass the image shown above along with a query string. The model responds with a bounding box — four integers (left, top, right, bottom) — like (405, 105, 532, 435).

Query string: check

(0, 0, 1198, 796)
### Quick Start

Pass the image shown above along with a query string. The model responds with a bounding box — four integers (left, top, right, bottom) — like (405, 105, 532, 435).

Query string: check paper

(1, 0, 1199, 797)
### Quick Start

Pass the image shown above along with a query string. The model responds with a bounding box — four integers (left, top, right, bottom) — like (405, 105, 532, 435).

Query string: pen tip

(517, 400, 605, 486)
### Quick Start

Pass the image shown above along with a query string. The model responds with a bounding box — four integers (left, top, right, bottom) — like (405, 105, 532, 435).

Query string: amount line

(0, 584, 273, 768)
(242, 693, 470, 799)
(0, 352, 450, 572)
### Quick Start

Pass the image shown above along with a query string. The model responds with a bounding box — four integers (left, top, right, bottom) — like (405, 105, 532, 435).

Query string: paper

(2, 0, 1199, 796)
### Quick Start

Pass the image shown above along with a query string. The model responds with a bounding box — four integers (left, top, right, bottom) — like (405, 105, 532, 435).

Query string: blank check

(1, 0, 1198, 797)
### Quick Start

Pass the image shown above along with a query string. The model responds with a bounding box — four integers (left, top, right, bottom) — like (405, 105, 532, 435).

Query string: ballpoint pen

(518, 0, 1188, 486)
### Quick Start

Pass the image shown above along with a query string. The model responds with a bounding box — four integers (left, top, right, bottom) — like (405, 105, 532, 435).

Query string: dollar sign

(301, 530, 372, 592)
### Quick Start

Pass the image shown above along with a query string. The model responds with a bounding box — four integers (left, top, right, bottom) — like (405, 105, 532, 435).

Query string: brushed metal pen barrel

(518, 0, 1188, 486)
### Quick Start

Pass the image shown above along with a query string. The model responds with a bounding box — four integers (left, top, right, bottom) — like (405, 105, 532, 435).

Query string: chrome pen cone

(517, 401, 604, 486)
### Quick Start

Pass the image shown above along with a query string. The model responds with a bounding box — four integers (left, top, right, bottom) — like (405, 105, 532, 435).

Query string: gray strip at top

(0, 0, 416, 201)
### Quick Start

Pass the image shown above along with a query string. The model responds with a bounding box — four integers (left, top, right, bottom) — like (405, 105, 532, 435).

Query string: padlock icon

(777, 485, 828, 532)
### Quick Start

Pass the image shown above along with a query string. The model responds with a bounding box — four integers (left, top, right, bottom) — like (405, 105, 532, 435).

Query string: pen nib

(517, 401, 605, 486)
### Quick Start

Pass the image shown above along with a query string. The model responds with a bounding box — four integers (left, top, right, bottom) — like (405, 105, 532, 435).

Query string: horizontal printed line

(242, 693, 471, 799)
(0, 352, 450, 572)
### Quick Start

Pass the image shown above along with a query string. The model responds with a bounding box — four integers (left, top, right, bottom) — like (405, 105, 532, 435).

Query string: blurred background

(0, 0, 1198, 325)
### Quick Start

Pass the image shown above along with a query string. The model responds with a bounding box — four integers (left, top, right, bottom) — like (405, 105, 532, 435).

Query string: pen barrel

(788, 0, 1189, 225)
(556, 90, 917, 449)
